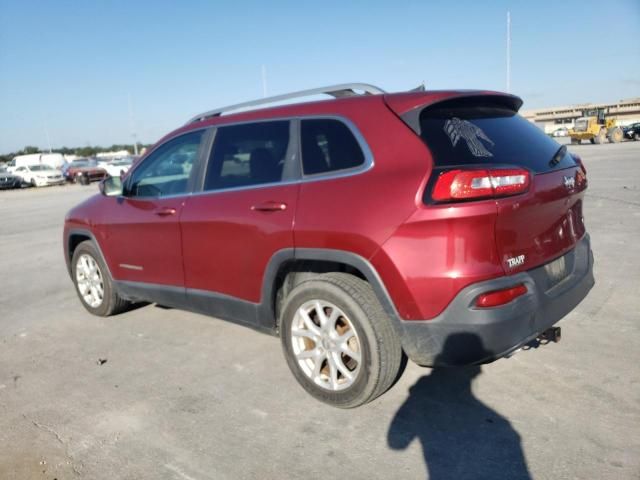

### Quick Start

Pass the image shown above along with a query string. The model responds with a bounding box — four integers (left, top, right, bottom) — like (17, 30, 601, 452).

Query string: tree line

(0, 144, 153, 164)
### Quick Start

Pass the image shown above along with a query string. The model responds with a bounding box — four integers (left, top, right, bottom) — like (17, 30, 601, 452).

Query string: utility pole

(261, 65, 268, 98)
(42, 114, 52, 153)
(128, 93, 139, 156)
(44, 125, 52, 154)
(506, 10, 511, 93)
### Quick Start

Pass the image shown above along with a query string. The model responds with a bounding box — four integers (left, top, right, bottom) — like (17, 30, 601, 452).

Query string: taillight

(432, 168, 531, 202)
(572, 154, 586, 175)
(475, 284, 527, 308)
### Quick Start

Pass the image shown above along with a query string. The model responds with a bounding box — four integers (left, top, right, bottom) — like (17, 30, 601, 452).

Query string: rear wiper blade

(549, 145, 567, 167)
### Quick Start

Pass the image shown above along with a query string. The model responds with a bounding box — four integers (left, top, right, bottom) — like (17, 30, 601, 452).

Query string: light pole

(506, 11, 511, 93)
(128, 93, 139, 156)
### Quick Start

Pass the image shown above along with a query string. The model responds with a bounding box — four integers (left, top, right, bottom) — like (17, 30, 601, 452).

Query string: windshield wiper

(549, 145, 567, 168)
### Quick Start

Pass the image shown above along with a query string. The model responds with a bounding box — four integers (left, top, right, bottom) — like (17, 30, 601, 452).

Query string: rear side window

(418, 100, 576, 173)
(204, 121, 289, 191)
(301, 119, 365, 175)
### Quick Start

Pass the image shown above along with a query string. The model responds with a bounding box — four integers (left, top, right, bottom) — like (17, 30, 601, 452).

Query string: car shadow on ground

(387, 333, 532, 480)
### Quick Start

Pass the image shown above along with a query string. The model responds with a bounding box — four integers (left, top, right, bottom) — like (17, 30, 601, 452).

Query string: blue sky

(0, 0, 638, 153)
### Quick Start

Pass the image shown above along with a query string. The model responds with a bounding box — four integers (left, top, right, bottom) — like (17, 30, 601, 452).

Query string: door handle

(154, 207, 177, 216)
(251, 201, 287, 212)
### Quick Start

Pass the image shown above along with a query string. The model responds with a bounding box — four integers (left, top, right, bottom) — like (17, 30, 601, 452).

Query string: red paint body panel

(294, 96, 428, 260)
(372, 200, 504, 320)
(94, 195, 186, 285)
(495, 166, 587, 274)
(180, 185, 298, 302)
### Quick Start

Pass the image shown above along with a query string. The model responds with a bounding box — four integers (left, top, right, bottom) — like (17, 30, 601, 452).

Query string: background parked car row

(0, 156, 136, 189)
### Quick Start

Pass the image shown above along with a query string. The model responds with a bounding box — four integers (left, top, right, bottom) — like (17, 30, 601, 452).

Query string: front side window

(204, 121, 290, 191)
(301, 119, 365, 175)
(127, 130, 204, 197)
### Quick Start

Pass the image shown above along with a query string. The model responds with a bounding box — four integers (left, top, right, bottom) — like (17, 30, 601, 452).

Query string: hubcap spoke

(327, 307, 340, 331)
(315, 301, 329, 329)
(300, 309, 322, 336)
(331, 351, 354, 381)
(291, 328, 317, 342)
(295, 348, 318, 360)
(339, 344, 361, 364)
(326, 355, 339, 390)
(312, 352, 325, 379)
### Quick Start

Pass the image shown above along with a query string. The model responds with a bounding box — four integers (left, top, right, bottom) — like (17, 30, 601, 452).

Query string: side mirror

(99, 176, 123, 196)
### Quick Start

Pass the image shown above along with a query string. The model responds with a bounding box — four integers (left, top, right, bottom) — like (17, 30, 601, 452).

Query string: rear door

(416, 97, 587, 274)
(180, 120, 298, 321)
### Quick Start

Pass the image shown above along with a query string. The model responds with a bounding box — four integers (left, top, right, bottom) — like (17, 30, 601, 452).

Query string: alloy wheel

(290, 300, 362, 391)
(75, 254, 104, 308)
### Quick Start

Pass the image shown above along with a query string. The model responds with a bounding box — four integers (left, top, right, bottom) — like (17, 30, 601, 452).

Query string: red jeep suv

(64, 83, 594, 407)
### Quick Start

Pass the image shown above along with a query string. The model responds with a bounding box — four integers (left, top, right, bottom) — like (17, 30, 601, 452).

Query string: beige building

(522, 97, 640, 134)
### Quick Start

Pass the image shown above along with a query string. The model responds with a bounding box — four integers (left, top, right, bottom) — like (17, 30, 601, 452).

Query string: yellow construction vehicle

(569, 108, 623, 144)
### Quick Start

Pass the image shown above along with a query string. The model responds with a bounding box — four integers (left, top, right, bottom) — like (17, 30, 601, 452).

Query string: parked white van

(7, 153, 66, 172)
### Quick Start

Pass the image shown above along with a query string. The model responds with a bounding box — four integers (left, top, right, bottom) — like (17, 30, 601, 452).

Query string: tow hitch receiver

(508, 326, 562, 357)
(538, 326, 562, 343)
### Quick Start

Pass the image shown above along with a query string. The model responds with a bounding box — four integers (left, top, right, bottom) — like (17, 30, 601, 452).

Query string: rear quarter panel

(371, 201, 504, 320)
(294, 97, 429, 260)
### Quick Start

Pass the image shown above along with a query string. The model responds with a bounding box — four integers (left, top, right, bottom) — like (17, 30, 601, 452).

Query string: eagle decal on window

(443, 117, 495, 157)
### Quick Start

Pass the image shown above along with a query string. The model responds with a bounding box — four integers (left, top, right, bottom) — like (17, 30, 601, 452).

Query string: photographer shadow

(387, 333, 531, 480)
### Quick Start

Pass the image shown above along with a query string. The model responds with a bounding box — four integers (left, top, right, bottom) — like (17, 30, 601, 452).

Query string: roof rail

(186, 83, 386, 124)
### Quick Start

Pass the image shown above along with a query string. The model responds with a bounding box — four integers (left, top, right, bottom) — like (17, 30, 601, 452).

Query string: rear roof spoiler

(384, 91, 523, 135)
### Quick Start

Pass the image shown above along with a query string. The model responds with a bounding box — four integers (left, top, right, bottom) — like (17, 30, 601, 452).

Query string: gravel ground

(1, 141, 639, 479)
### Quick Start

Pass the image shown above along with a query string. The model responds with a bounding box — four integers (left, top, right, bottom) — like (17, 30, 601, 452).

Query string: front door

(101, 129, 207, 289)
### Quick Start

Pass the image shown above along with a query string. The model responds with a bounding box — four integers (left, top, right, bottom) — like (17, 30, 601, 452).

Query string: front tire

(280, 273, 403, 408)
(71, 240, 129, 316)
(594, 128, 606, 144)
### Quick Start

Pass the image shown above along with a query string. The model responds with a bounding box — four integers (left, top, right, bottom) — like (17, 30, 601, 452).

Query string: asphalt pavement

(1, 141, 639, 479)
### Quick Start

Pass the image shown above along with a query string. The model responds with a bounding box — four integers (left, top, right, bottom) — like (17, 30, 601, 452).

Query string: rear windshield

(418, 101, 576, 173)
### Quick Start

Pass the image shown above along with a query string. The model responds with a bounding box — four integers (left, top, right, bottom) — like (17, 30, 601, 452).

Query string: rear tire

(607, 127, 623, 143)
(280, 272, 403, 408)
(71, 240, 129, 316)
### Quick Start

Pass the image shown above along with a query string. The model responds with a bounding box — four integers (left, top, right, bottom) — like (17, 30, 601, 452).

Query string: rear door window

(204, 121, 290, 191)
(418, 99, 577, 173)
(301, 119, 365, 175)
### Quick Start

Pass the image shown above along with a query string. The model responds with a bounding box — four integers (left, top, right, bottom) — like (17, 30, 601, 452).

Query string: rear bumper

(397, 234, 594, 366)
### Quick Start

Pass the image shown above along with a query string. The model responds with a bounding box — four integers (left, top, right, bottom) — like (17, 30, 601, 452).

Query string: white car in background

(14, 164, 65, 187)
(102, 157, 134, 177)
